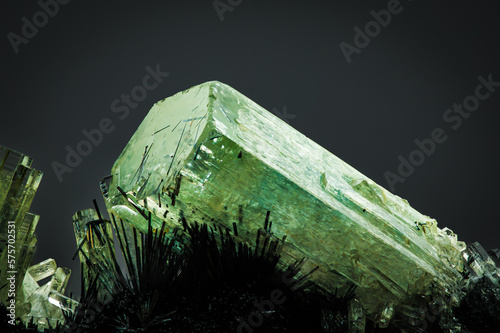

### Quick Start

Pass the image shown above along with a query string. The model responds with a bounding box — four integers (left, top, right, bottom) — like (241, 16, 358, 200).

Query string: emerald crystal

(102, 81, 466, 317)
(72, 208, 115, 296)
(0, 146, 42, 307)
(0, 146, 71, 329)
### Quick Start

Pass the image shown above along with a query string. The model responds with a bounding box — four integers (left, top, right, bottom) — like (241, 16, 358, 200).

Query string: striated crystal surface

(21, 262, 71, 329)
(72, 208, 115, 294)
(103, 81, 466, 315)
(462, 241, 500, 286)
(0, 146, 33, 206)
(0, 163, 42, 233)
(48, 290, 79, 314)
(0, 145, 73, 329)
(0, 146, 42, 306)
(27, 258, 58, 282)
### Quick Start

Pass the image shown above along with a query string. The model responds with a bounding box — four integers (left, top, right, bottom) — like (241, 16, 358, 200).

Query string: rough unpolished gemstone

(462, 241, 500, 286)
(103, 81, 466, 314)
(48, 290, 80, 314)
(0, 146, 42, 306)
(0, 145, 73, 329)
(21, 263, 71, 328)
(18, 213, 39, 244)
(0, 160, 42, 232)
(0, 146, 33, 206)
(72, 208, 115, 294)
(27, 258, 58, 282)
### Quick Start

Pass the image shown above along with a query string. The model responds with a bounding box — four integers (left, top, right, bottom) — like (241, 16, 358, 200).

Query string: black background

(1, 0, 499, 297)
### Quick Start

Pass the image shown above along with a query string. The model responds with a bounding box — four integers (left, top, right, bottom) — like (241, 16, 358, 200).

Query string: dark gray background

(1, 0, 499, 297)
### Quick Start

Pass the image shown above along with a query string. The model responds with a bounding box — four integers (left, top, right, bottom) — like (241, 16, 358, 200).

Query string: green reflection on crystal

(72, 208, 115, 297)
(0, 146, 72, 329)
(102, 81, 466, 316)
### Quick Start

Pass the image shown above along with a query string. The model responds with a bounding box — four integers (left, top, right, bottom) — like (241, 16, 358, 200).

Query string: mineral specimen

(20, 260, 71, 329)
(101, 81, 467, 320)
(0, 146, 71, 330)
(0, 147, 41, 305)
(72, 208, 115, 297)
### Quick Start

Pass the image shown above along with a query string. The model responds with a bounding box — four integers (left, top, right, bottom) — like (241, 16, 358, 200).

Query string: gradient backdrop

(1, 0, 499, 297)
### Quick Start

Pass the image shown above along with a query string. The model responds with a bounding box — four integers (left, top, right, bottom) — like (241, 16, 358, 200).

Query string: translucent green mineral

(103, 81, 466, 317)
(0, 146, 72, 329)
(0, 146, 42, 307)
(21, 263, 71, 329)
(72, 208, 115, 296)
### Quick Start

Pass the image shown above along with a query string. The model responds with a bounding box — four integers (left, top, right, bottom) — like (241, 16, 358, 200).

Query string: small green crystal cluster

(0, 146, 71, 330)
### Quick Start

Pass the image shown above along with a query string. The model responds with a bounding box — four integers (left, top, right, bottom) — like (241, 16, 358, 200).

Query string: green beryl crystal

(21, 263, 71, 329)
(103, 81, 466, 317)
(0, 146, 72, 329)
(72, 208, 115, 296)
(26, 258, 58, 282)
(0, 146, 42, 307)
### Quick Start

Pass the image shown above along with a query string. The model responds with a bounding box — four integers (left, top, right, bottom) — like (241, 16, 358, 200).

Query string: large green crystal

(103, 81, 466, 316)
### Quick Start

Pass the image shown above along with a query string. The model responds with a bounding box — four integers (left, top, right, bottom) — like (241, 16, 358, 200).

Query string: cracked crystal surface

(103, 81, 466, 314)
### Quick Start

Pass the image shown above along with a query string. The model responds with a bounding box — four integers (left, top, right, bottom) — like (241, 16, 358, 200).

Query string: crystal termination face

(103, 81, 466, 315)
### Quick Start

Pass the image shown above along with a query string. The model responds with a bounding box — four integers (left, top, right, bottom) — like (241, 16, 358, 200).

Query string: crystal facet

(0, 146, 72, 329)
